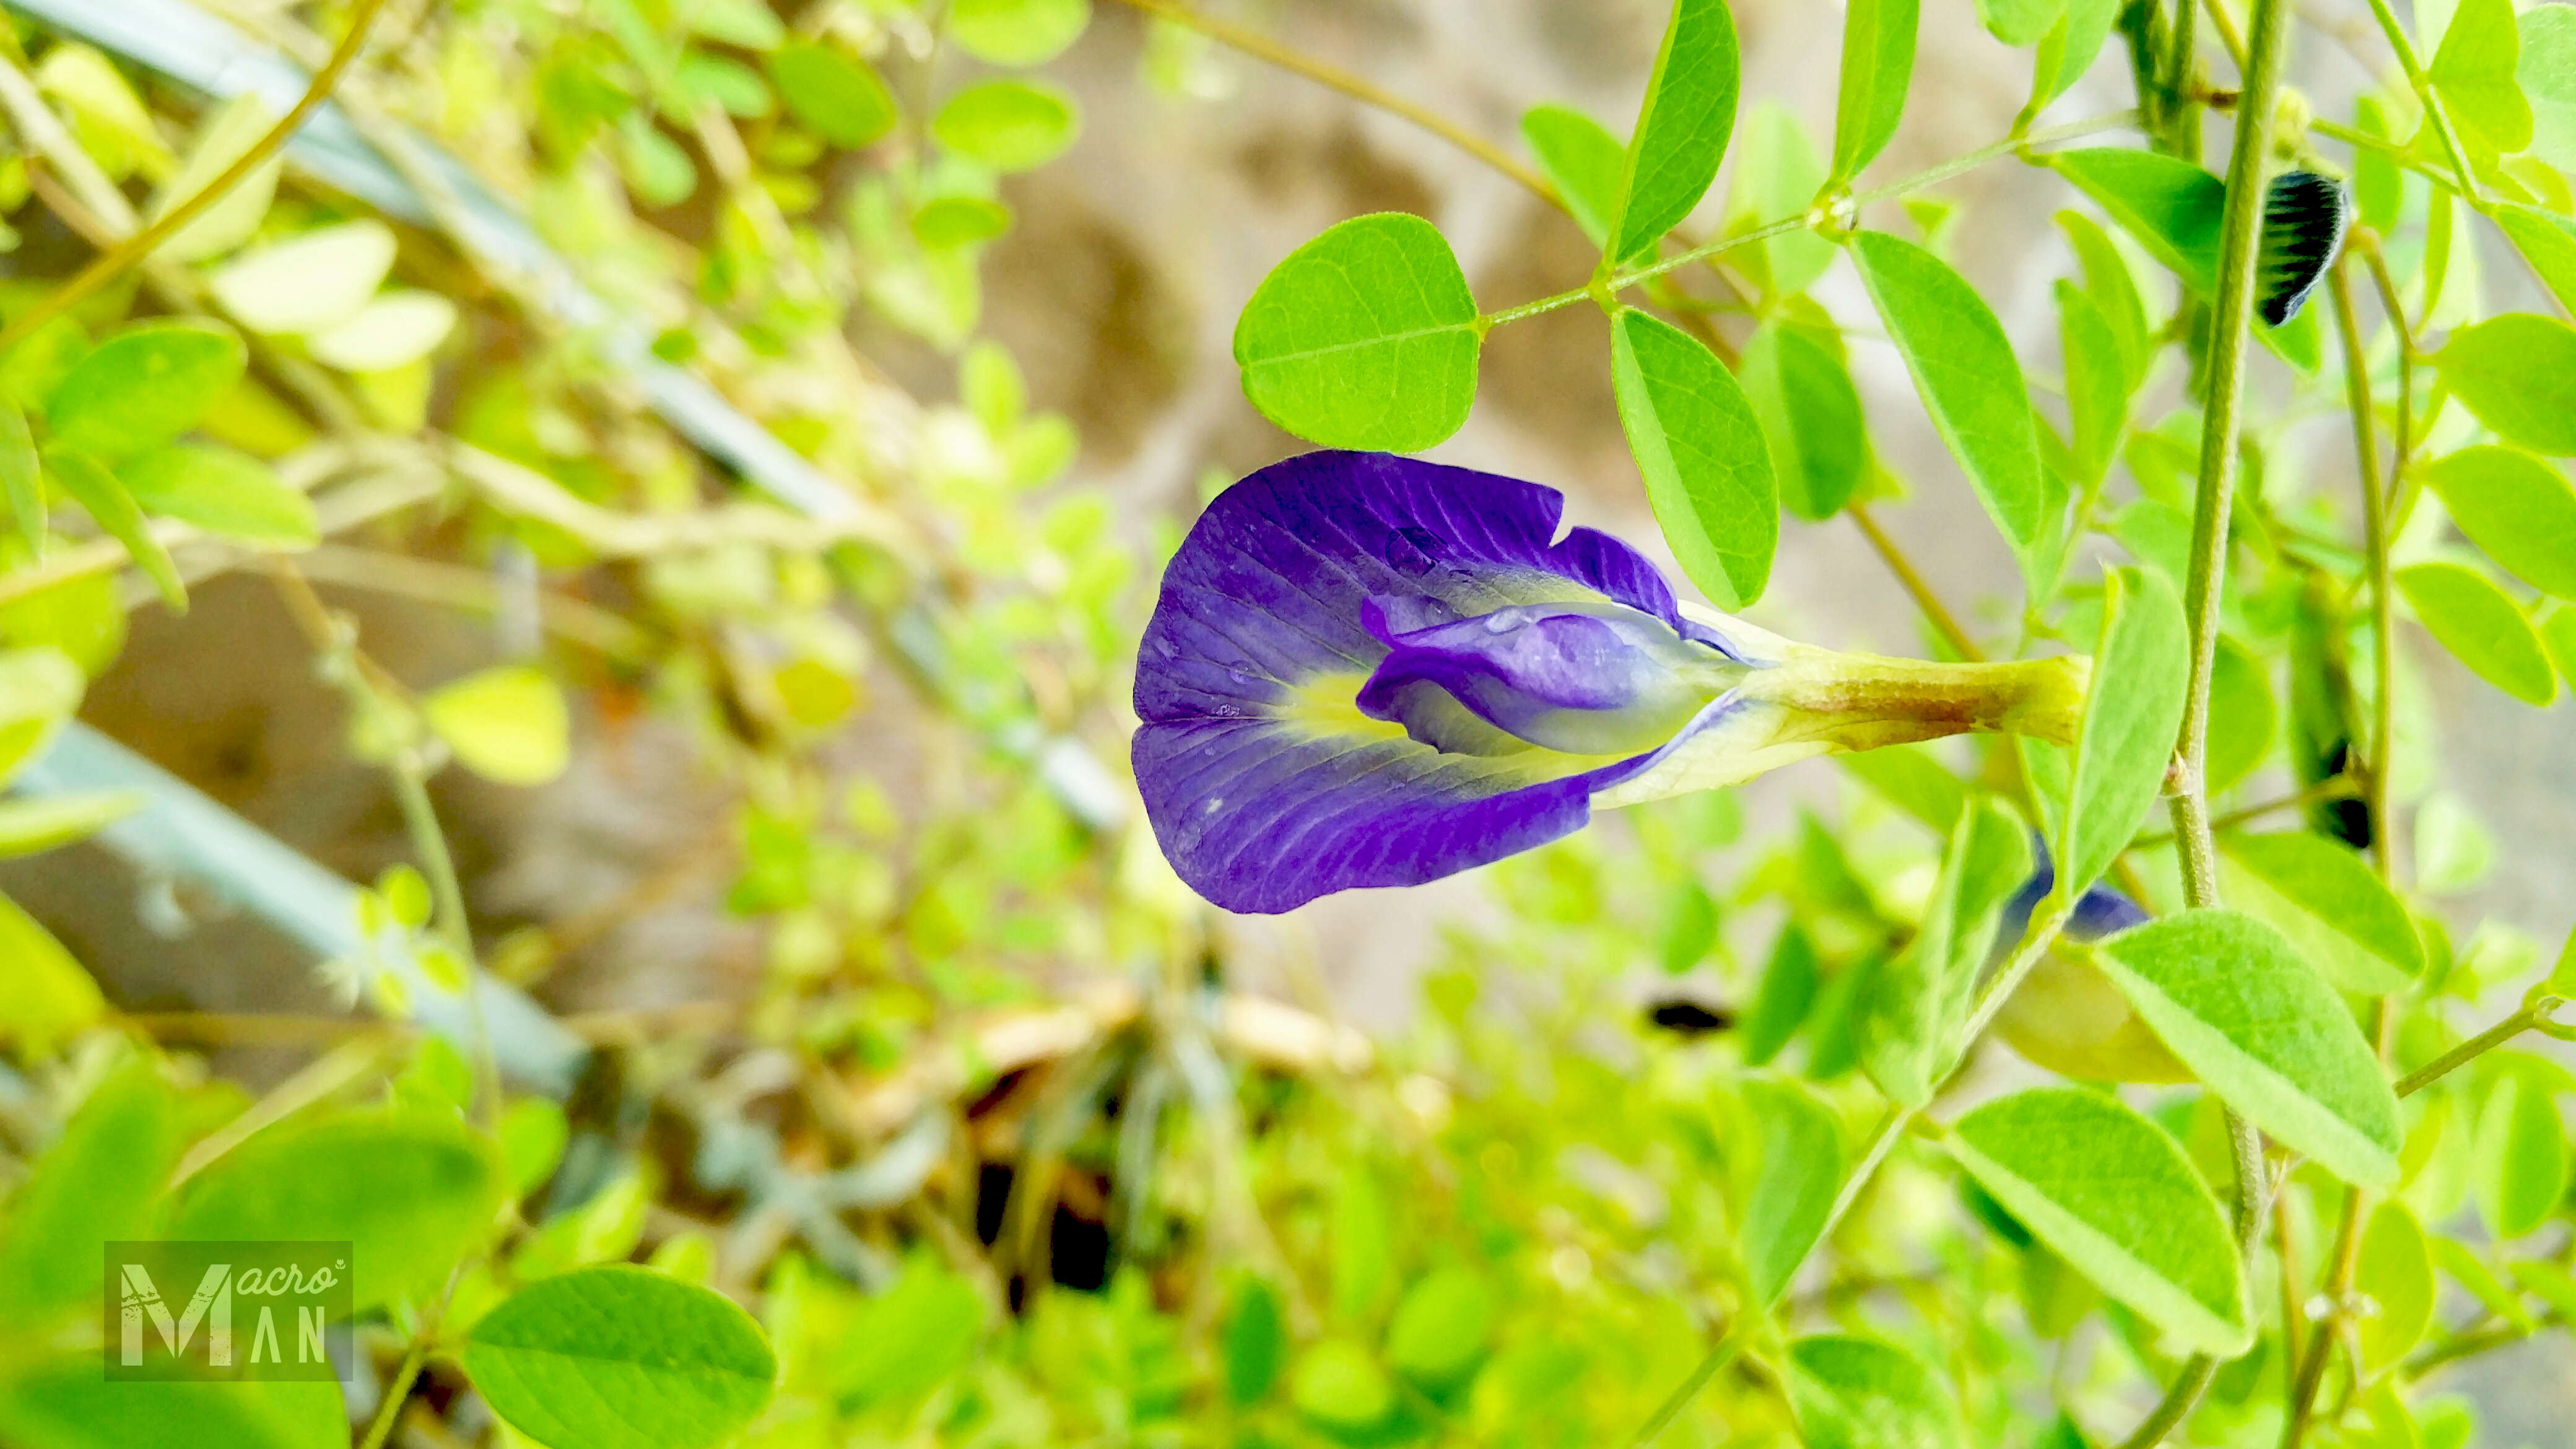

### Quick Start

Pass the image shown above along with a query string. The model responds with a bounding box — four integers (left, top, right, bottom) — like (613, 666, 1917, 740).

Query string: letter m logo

(120, 1261, 232, 1367)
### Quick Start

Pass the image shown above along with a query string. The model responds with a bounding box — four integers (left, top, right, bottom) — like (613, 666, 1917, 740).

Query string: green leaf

(2056, 281, 2128, 493)
(0, 1365, 341, 1449)
(0, 1059, 175, 1321)
(2424, 445, 2576, 601)
(2217, 831, 2422, 994)
(1977, 0, 2065, 46)
(2058, 567, 2186, 896)
(2429, 0, 2532, 156)
(146, 94, 283, 263)
(1222, 1279, 1286, 1404)
(2493, 205, 2576, 318)
(1783, 1334, 1964, 1449)
(1830, 0, 1917, 185)
(2432, 1237, 2535, 1329)
(2204, 635, 2274, 794)
(1741, 921, 1822, 1067)
(2395, 560, 2557, 706)
(43, 446, 183, 612)
(0, 790, 144, 857)
(2354, 1199, 2436, 1371)
(2523, 2, 2576, 169)
(2436, 313, 2576, 455)
(310, 290, 458, 373)
(425, 664, 573, 787)
(1383, 1266, 1496, 1388)
(1233, 214, 1481, 452)
(2057, 209, 2151, 393)
(0, 892, 102, 1053)
(2091, 908, 2401, 1186)
(1520, 103, 1626, 248)
(1725, 104, 1834, 298)
(1604, 0, 1741, 264)
(1289, 1339, 1394, 1430)
(1738, 321, 1864, 522)
(931, 79, 1079, 172)
(1861, 799, 2029, 1107)
(0, 645, 84, 786)
(118, 444, 318, 548)
(1329, 1171, 1392, 1321)
(2472, 1071, 2566, 1238)
(912, 196, 1012, 250)
(43, 320, 247, 463)
(207, 222, 396, 336)
(767, 42, 896, 149)
(948, 0, 1089, 67)
(2052, 148, 2221, 289)
(2548, 607, 2576, 689)
(1608, 307, 1777, 607)
(0, 398, 40, 554)
(1741, 1078, 1846, 1307)
(1849, 230, 2045, 552)
(462, 1265, 777, 1449)
(1838, 742, 1967, 835)
(2031, 0, 2120, 108)
(2353, 98, 2404, 236)
(1947, 1087, 2248, 1353)
(170, 1110, 503, 1312)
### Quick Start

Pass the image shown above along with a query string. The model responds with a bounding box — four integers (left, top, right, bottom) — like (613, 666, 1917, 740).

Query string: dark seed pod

(2255, 170, 2352, 328)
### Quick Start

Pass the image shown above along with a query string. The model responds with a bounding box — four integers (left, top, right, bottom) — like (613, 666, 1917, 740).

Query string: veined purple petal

(1133, 451, 1745, 914)
(1356, 600, 1739, 756)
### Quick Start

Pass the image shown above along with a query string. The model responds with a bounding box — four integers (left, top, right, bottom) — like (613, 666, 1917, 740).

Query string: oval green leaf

(2055, 280, 2128, 492)
(1608, 307, 1776, 607)
(767, 42, 896, 149)
(2425, 445, 2576, 600)
(2494, 204, 2576, 316)
(1830, 0, 1917, 185)
(1978, 0, 2065, 46)
(1605, 0, 1741, 263)
(1861, 799, 2030, 1107)
(1726, 104, 1835, 298)
(2354, 1199, 2436, 1371)
(2473, 1071, 2567, 1240)
(1383, 1266, 1496, 1388)
(43, 320, 247, 463)
(1783, 1334, 1964, 1449)
(118, 445, 318, 549)
(948, 0, 1090, 67)
(206, 222, 396, 336)
(2396, 560, 2557, 705)
(2437, 313, 2576, 455)
(0, 893, 102, 1055)
(2429, 0, 2533, 156)
(1741, 921, 1822, 1067)
(2217, 830, 2422, 994)
(2051, 148, 2222, 290)
(931, 79, 1079, 172)
(1740, 1077, 1847, 1307)
(2091, 908, 2401, 1186)
(169, 1110, 502, 1313)
(461, 1265, 778, 1449)
(1521, 104, 1625, 250)
(1849, 229, 2045, 551)
(1738, 321, 1865, 521)
(1947, 1087, 2249, 1354)
(0, 1363, 341, 1449)
(1233, 213, 1481, 452)
(42, 446, 183, 612)
(425, 664, 573, 787)
(1, 398, 41, 552)
(2059, 565, 2187, 896)
(0, 1061, 177, 1321)
(2205, 634, 2275, 794)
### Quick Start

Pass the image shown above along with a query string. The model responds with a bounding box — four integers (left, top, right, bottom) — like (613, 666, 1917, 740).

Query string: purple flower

(1133, 452, 2089, 914)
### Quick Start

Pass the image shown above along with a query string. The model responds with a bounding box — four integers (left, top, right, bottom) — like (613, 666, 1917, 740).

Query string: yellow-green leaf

(425, 664, 572, 786)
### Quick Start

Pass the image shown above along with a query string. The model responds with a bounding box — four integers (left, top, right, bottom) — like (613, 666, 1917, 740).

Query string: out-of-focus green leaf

(2493, 205, 2576, 318)
(0, 894, 101, 1056)
(2204, 635, 2274, 794)
(1289, 1339, 1393, 1430)
(1520, 104, 1626, 248)
(2217, 831, 2420, 994)
(1742, 921, 1822, 1067)
(207, 222, 396, 336)
(1977, 0, 2064, 46)
(1947, 1087, 2249, 1354)
(1830, 0, 1916, 184)
(1329, 1171, 1391, 1321)
(2436, 313, 2576, 455)
(2472, 1069, 2566, 1239)
(0, 399, 39, 554)
(933, 80, 1080, 172)
(1848, 229, 2044, 552)
(1604, 0, 1740, 263)
(767, 42, 896, 149)
(1838, 742, 1967, 835)
(0, 1365, 341, 1449)
(1741, 1078, 1844, 1307)
(1783, 1334, 1963, 1449)
(2424, 446, 2576, 600)
(1725, 103, 1834, 297)
(913, 196, 1012, 250)
(0, 1060, 176, 1320)
(1222, 1279, 1286, 1404)
(1737, 320, 1864, 521)
(2428, 0, 2532, 156)
(1383, 1266, 1495, 1388)
(2396, 560, 2556, 705)
(43, 320, 246, 464)
(309, 291, 458, 373)
(1609, 307, 1777, 608)
(0, 790, 144, 858)
(42, 446, 183, 612)
(1861, 799, 2029, 1107)
(147, 94, 281, 263)
(462, 1265, 777, 1449)
(949, 0, 1090, 67)
(425, 665, 573, 787)
(2354, 1199, 2436, 1370)
(2523, 2, 2576, 168)
(2354, 98, 2404, 235)
(2059, 567, 2186, 896)
(118, 444, 318, 548)
(2414, 791, 2496, 894)
(2091, 908, 2402, 1186)
(1233, 213, 1480, 452)
(2058, 209, 2151, 391)
(2056, 281, 2126, 492)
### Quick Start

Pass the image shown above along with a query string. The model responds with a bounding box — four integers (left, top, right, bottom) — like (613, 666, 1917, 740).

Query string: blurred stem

(2162, 0, 2201, 158)
(1625, 1321, 1747, 1448)
(2364, 247, 2427, 531)
(0, 0, 394, 354)
(2281, 1001, 2388, 1448)
(2391, 996, 2569, 1099)
(2327, 264, 2399, 882)
(2356, 0, 2483, 207)
(2203, 0, 2249, 72)
(1848, 503, 1980, 661)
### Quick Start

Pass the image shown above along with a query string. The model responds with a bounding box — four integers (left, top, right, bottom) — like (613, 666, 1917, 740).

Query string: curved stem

(0, 0, 395, 355)
(1849, 504, 1983, 661)
(2328, 263, 2400, 881)
(2356, 0, 2482, 208)
(1101, 0, 1557, 203)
